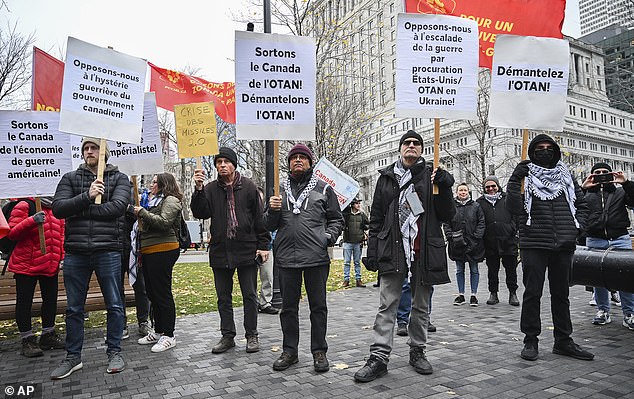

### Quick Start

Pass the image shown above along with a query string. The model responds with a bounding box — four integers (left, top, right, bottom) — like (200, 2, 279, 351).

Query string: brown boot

(342, 280, 350, 288)
(356, 279, 366, 288)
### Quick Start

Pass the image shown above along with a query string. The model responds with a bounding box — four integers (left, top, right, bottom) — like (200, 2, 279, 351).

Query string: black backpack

(0, 198, 36, 274)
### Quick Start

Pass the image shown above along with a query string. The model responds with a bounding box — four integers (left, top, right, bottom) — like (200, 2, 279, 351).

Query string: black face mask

(533, 148, 554, 166)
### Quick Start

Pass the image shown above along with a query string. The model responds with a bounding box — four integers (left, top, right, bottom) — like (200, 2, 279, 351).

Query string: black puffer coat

(444, 198, 486, 262)
(264, 170, 344, 269)
(584, 181, 634, 240)
(53, 164, 131, 254)
(366, 160, 455, 286)
(191, 175, 270, 268)
(507, 134, 588, 251)
(476, 192, 518, 257)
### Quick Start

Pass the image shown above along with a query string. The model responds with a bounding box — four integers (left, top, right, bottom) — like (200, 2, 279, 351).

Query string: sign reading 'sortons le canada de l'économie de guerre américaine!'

(70, 93, 165, 176)
(0, 111, 72, 198)
(488, 35, 570, 131)
(235, 31, 316, 140)
(59, 37, 146, 144)
(396, 13, 479, 120)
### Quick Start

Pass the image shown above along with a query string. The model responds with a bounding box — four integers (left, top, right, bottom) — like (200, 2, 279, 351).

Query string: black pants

(486, 254, 518, 294)
(279, 264, 330, 355)
(213, 264, 258, 338)
(14, 273, 58, 333)
(141, 249, 179, 337)
(120, 250, 150, 326)
(520, 249, 573, 346)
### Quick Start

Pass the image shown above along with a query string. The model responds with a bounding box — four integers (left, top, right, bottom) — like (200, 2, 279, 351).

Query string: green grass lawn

(0, 260, 377, 341)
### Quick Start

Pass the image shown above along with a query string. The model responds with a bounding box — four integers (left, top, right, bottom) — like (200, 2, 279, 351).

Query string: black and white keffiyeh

(484, 192, 501, 205)
(524, 161, 579, 228)
(394, 159, 422, 281)
(284, 173, 318, 214)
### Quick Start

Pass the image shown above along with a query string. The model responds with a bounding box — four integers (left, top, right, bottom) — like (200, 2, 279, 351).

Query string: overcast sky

(3, 0, 581, 83)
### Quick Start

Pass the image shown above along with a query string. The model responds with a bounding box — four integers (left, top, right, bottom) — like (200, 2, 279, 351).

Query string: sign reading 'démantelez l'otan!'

(174, 102, 218, 159)
(396, 13, 479, 120)
(0, 110, 72, 198)
(59, 37, 146, 144)
(235, 31, 316, 141)
(488, 35, 570, 131)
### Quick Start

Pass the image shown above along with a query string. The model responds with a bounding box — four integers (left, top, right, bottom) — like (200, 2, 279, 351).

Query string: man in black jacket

(476, 176, 520, 307)
(342, 198, 369, 288)
(265, 143, 344, 373)
(191, 147, 271, 355)
(51, 137, 131, 379)
(354, 130, 455, 382)
(581, 162, 634, 330)
(507, 133, 593, 362)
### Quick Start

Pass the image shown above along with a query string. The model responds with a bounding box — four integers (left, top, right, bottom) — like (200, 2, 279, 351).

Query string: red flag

(149, 63, 236, 124)
(405, 0, 565, 69)
(31, 47, 64, 111)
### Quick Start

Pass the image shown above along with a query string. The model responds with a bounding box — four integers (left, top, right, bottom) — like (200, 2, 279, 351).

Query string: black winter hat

(399, 130, 424, 147)
(591, 162, 612, 173)
(214, 147, 238, 169)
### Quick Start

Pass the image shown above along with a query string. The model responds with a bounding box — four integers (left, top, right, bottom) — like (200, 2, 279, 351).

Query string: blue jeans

(397, 278, 433, 326)
(343, 242, 362, 281)
(456, 260, 479, 295)
(587, 235, 634, 316)
(64, 252, 124, 358)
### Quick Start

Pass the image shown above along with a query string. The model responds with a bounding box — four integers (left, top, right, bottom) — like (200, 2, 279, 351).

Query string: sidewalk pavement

(1, 265, 633, 399)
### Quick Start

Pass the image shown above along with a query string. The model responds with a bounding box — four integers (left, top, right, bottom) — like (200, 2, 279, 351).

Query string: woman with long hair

(133, 173, 183, 353)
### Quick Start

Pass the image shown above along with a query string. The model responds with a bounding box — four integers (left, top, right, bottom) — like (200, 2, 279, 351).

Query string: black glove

(432, 168, 454, 189)
(32, 211, 45, 224)
(512, 160, 531, 179)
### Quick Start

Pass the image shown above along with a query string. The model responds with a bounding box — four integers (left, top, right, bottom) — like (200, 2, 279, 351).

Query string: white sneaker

(138, 331, 161, 345)
(151, 335, 176, 353)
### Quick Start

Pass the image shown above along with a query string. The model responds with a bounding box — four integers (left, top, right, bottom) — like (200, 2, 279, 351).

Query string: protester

(444, 183, 485, 307)
(354, 131, 455, 382)
(7, 197, 65, 357)
(133, 173, 183, 352)
(265, 143, 344, 372)
(342, 198, 369, 288)
(51, 137, 131, 379)
(581, 163, 634, 330)
(475, 176, 520, 306)
(191, 147, 271, 355)
(507, 133, 593, 361)
(256, 188, 278, 315)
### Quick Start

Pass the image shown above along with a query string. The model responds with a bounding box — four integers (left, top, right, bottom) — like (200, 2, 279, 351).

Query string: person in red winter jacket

(8, 196, 65, 357)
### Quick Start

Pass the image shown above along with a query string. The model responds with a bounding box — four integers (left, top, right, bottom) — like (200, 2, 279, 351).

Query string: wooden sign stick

(34, 197, 46, 254)
(433, 118, 440, 195)
(94, 138, 107, 204)
(274, 141, 280, 196)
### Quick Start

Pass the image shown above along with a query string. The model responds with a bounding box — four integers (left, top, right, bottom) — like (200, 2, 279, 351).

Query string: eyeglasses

(402, 140, 421, 147)
(485, 185, 497, 189)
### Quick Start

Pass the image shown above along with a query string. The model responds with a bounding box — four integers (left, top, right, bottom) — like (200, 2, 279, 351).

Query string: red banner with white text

(404, 0, 565, 69)
(149, 63, 236, 124)
(31, 47, 64, 111)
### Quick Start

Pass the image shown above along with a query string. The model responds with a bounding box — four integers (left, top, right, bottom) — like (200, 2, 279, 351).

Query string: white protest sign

(489, 35, 570, 131)
(235, 31, 316, 140)
(70, 93, 164, 176)
(396, 13, 479, 120)
(0, 111, 72, 198)
(59, 36, 146, 144)
(313, 157, 360, 210)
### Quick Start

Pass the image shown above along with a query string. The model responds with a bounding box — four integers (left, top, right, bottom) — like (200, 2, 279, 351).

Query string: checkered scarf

(525, 161, 578, 228)
(284, 173, 318, 214)
(394, 159, 421, 280)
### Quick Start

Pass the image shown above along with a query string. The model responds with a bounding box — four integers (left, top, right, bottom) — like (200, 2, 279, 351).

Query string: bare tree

(0, 21, 35, 108)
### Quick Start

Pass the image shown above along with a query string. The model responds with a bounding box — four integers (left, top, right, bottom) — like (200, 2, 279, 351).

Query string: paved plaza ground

(1, 257, 633, 398)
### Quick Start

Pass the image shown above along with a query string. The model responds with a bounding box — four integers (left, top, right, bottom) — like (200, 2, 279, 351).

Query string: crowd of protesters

(3, 131, 633, 382)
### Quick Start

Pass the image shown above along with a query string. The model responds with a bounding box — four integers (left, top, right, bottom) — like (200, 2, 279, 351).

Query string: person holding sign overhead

(507, 134, 593, 362)
(265, 143, 344, 373)
(354, 131, 455, 382)
(191, 147, 271, 356)
(50, 137, 131, 379)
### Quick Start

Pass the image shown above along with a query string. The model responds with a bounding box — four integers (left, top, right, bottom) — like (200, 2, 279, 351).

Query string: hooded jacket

(8, 200, 65, 277)
(53, 163, 131, 254)
(507, 134, 588, 250)
(264, 169, 344, 269)
(366, 160, 456, 286)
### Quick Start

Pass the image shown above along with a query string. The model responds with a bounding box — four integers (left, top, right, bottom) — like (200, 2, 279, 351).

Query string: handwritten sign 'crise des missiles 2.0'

(174, 102, 218, 159)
